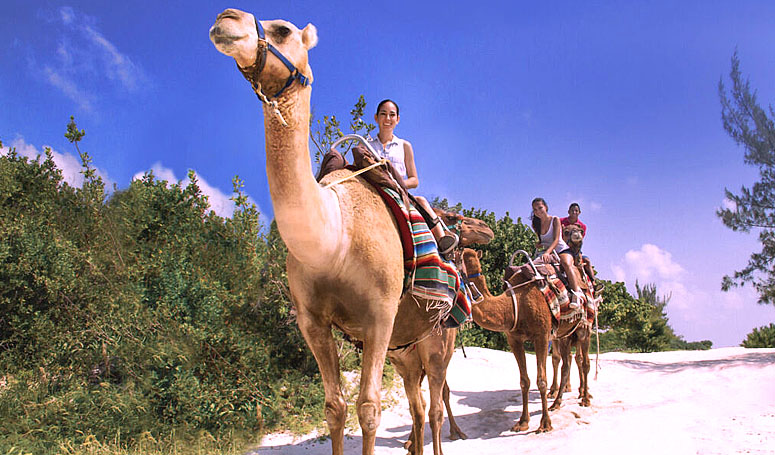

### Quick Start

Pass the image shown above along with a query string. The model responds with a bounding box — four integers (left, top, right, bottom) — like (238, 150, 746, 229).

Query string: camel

(210, 10, 487, 455)
(461, 247, 593, 432)
(389, 218, 492, 453)
(547, 223, 596, 407)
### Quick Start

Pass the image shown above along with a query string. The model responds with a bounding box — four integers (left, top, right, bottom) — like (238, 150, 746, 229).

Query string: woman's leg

(560, 253, 582, 307)
(414, 196, 457, 253)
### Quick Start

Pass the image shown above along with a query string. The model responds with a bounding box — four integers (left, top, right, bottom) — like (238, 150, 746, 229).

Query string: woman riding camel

(531, 197, 583, 309)
(367, 99, 458, 256)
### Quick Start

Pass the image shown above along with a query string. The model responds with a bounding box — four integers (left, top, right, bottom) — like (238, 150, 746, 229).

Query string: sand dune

(252, 347, 775, 454)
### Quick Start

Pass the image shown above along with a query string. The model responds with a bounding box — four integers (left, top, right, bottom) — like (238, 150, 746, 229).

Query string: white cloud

(36, 7, 147, 110)
(1, 137, 112, 189)
(133, 162, 264, 220)
(44, 66, 95, 112)
(82, 24, 143, 91)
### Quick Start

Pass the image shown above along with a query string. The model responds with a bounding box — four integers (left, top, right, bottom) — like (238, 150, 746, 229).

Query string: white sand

(251, 347, 775, 454)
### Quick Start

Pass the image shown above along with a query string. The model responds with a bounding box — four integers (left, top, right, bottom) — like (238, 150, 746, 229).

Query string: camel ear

(477, 250, 483, 259)
(302, 23, 318, 50)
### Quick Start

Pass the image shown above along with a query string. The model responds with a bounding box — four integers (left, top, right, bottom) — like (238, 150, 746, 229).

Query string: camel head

(209, 8, 317, 96)
(562, 224, 584, 250)
(461, 248, 484, 278)
(432, 208, 494, 246)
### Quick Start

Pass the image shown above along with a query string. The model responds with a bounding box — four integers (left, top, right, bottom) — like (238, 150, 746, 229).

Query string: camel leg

(549, 338, 572, 412)
(443, 381, 467, 440)
(548, 343, 560, 398)
(575, 344, 584, 397)
(506, 334, 531, 432)
(389, 349, 426, 455)
(425, 370, 446, 455)
(295, 316, 347, 455)
(579, 335, 592, 406)
(357, 325, 395, 455)
(532, 336, 552, 433)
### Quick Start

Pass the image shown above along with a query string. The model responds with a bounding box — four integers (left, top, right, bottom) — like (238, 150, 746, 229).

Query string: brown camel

(210, 10, 486, 455)
(548, 223, 596, 406)
(389, 218, 492, 453)
(461, 247, 592, 432)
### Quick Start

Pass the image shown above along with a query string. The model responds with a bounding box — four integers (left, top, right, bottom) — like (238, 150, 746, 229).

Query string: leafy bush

(741, 323, 775, 348)
(0, 136, 324, 452)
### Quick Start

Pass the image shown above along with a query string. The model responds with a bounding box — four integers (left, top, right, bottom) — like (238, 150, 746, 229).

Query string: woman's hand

(541, 252, 552, 263)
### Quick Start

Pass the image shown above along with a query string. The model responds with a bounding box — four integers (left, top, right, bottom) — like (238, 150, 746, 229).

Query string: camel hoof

(403, 440, 412, 450)
(511, 421, 530, 432)
(536, 423, 553, 433)
(581, 398, 591, 407)
(548, 388, 557, 398)
(449, 430, 468, 440)
(564, 385, 572, 392)
(549, 402, 561, 412)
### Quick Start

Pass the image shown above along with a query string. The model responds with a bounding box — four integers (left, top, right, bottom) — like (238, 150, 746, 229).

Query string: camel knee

(325, 397, 347, 429)
(520, 377, 530, 390)
(357, 402, 381, 433)
(536, 377, 548, 391)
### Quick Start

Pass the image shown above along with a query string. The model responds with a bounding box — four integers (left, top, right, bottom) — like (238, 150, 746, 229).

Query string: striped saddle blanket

(540, 275, 597, 324)
(378, 187, 470, 328)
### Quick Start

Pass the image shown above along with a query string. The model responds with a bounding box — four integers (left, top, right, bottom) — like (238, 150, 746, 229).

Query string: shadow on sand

(249, 386, 556, 454)
(611, 351, 775, 374)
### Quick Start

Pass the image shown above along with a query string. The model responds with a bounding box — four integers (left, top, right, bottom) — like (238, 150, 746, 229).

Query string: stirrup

(569, 290, 584, 309)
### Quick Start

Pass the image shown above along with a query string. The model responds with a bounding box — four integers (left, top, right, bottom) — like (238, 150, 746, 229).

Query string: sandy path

(251, 347, 775, 454)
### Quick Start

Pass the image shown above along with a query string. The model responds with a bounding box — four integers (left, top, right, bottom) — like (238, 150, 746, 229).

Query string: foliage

(741, 323, 775, 348)
(717, 51, 775, 304)
(0, 119, 325, 453)
(309, 94, 375, 164)
(596, 280, 711, 352)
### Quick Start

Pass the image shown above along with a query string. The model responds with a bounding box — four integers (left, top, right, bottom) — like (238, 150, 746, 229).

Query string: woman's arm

(403, 140, 419, 189)
(541, 217, 561, 262)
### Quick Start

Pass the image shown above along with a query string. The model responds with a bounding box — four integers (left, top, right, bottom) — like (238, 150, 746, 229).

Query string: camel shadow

(379, 387, 552, 442)
(611, 351, 775, 373)
(247, 387, 550, 454)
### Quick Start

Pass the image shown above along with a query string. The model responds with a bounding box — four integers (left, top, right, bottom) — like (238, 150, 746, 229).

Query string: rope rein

(321, 159, 389, 189)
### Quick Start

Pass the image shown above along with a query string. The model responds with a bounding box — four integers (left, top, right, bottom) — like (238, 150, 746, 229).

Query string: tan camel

(461, 247, 592, 432)
(210, 9, 485, 455)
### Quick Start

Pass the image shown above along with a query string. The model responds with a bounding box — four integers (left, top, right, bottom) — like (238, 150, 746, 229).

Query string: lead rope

(321, 159, 389, 189)
(594, 301, 601, 380)
(252, 81, 288, 127)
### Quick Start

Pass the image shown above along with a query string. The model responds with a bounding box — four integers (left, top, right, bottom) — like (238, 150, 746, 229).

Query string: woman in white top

(531, 197, 583, 308)
(367, 99, 457, 255)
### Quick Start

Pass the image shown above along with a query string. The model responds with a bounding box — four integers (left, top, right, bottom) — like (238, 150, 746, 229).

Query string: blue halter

(238, 18, 311, 100)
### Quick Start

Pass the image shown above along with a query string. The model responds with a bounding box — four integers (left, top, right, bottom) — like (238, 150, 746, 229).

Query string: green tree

(717, 51, 775, 304)
(741, 323, 775, 348)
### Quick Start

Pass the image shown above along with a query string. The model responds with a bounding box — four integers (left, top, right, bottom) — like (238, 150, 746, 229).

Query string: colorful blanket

(380, 187, 470, 328)
(540, 275, 598, 324)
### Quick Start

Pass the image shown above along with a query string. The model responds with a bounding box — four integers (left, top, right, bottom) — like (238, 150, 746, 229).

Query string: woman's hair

(568, 202, 581, 211)
(376, 99, 399, 115)
(531, 197, 547, 234)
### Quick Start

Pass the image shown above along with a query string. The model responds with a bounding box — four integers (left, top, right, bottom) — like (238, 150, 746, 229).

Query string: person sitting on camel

(530, 197, 583, 309)
(560, 202, 602, 292)
(367, 99, 458, 256)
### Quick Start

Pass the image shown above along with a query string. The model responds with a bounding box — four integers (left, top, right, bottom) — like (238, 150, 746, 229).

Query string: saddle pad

(540, 275, 598, 324)
(378, 187, 471, 328)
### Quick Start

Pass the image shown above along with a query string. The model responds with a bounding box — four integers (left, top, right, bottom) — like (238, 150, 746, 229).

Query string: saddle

(502, 262, 558, 290)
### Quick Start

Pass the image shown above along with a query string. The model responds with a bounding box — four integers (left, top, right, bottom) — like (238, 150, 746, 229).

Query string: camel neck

(262, 85, 342, 269)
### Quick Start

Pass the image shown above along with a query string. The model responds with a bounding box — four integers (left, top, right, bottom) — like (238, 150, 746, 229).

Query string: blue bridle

(237, 18, 311, 100)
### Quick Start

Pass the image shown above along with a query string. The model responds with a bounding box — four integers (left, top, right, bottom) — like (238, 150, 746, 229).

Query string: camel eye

(275, 26, 292, 38)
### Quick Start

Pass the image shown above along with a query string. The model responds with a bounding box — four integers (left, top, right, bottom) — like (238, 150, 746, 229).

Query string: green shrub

(741, 323, 775, 348)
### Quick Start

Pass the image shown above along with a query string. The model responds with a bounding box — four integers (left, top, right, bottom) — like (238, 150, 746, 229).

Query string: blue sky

(3, 0, 775, 347)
